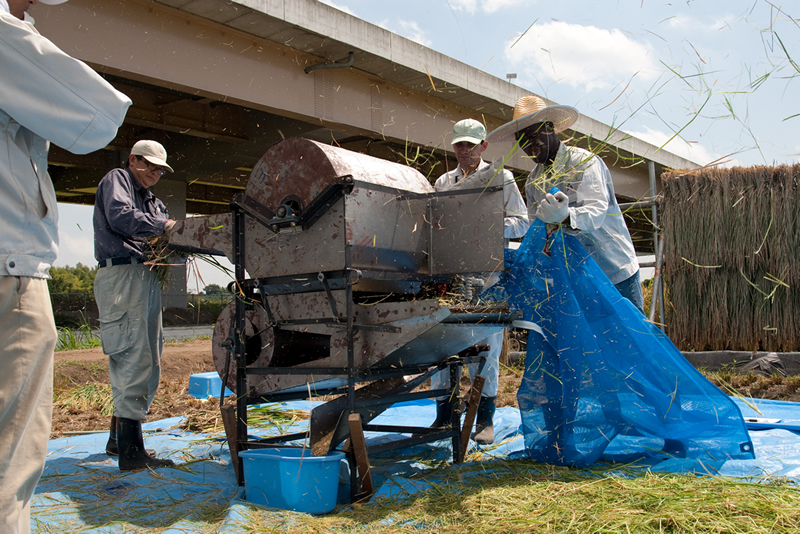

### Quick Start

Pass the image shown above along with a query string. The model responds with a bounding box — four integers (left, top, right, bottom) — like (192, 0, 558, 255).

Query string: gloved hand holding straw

(536, 188, 569, 224)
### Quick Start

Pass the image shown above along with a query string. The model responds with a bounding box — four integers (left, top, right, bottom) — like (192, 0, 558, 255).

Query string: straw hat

(486, 96, 579, 143)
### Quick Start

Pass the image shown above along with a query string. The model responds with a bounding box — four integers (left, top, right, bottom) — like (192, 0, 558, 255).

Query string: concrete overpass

(35, 0, 698, 301)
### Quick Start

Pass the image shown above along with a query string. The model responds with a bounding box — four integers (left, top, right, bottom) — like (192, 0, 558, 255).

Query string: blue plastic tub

(239, 448, 345, 514)
(187, 372, 233, 398)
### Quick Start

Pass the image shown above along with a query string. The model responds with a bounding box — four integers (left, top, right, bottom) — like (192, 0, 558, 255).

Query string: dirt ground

(50, 339, 527, 440)
(51, 339, 800, 440)
(52, 339, 219, 439)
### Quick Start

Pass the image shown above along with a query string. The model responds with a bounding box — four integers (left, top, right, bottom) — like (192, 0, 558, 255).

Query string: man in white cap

(93, 140, 176, 471)
(1, 0, 131, 531)
(429, 118, 529, 444)
(487, 96, 644, 310)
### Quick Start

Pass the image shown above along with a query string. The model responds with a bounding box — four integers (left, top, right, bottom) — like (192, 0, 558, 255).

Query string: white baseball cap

(130, 140, 174, 173)
(451, 119, 486, 146)
(38, 0, 69, 4)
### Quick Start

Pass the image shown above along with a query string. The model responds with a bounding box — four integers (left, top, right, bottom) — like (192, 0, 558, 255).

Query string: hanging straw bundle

(661, 163, 800, 351)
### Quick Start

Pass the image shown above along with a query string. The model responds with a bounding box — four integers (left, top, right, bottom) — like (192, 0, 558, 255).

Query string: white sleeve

(0, 13, 131, 154)
(501, 169, 530, 238)
(567, 155, 610, 232)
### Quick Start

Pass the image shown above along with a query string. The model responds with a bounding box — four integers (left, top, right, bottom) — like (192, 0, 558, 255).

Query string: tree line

(48, 264, 224, 295)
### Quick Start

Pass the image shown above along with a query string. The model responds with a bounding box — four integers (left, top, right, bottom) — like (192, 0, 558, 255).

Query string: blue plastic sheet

(506, 221, 755, 467)
(34, 397, 800, 531)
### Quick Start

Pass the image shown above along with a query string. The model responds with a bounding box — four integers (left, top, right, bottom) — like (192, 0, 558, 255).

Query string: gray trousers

(94, 263, 163, 421)
(0, 277, 57, 534)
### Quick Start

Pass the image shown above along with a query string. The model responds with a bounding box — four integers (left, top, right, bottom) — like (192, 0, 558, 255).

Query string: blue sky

(54, 0, 798, 290)
(324, 0, 798, 167)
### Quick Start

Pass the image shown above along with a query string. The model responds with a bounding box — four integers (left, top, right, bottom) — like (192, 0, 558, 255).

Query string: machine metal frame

(225, 190, 509, 499)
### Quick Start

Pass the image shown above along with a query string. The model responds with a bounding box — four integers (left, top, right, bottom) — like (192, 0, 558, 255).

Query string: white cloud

(505, 21, 660, 91)
(449, 0, 528, 14)
(625, 126, 734, 167)
(449, 0, 478, 14)
(317, 0, 355, 16)
(666, 14, 732, 33)
(53, 203, 95, 268)
(482, 0, 529, 14)
(55, 229, 96, 268)
(398, 20, 432, 47)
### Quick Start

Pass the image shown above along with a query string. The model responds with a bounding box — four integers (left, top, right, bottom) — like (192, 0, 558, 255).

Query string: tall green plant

(56, 312, 101, 352)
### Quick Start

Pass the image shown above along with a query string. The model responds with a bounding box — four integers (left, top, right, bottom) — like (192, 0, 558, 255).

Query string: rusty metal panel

(345, 184, 430, 274)
(245, 138, 432, 215)
(428, 160, 506, 275)
(429, 188, 504, 275)
(168, 213, 233, 257)
(212, 293, 458, 395)
(243, 200, 347, 278)
(374, 322, 505, 370)
(240, 183, 433, 278)
(216, 138, 435, 278)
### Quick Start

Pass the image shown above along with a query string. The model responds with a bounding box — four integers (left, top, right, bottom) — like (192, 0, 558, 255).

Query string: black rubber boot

(430, 399, 452, 428)
(107, 415, 155, 457)
(105, 415, 118, 456)
(413, 399, 453, 438)
(472, 396, 496, 444)
(117, 417, 175, 471)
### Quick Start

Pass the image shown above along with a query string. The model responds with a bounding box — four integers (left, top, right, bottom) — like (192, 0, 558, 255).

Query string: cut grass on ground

(240, 462, 800, 533)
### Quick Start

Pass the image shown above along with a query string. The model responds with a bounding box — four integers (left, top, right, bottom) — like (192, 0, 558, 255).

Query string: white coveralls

(0, 8, 131, 533)
(431, 159, 529, 398)
(525, 143, 638, 285)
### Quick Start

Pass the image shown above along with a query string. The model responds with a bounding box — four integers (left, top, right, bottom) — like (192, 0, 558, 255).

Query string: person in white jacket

(486, 95, 643, 311)
(429, 119, 529, 444)
(0, 2, 131, 532)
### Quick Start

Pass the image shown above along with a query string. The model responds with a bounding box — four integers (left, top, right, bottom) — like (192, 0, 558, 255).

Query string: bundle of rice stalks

(53, 382, 114, 416)
(147, 233, 189, 289)
(182, 403, 305, 435)
(147, 232, 235, 291)
(661, 164, 800, 351)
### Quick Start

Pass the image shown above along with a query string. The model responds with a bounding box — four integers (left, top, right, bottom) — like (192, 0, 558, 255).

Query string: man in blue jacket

(0, 1, 131, 531)
(93, 140, 176, 471)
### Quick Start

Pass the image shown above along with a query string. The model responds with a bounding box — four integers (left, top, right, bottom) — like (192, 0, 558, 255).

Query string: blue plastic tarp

(34, 397, 800, 532)
(505, 221, 755, 467)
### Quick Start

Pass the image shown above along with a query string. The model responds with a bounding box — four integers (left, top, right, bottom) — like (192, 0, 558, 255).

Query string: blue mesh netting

(505, 221, 755, 467)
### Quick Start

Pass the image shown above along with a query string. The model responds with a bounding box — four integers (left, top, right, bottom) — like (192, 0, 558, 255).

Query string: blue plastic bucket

(187, 372, 234, 398)
(239, 448, 345, 514)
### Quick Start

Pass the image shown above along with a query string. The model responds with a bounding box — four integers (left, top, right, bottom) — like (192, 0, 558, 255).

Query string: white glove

(164, 219, 176, 233)
(536, 191, 569, 224)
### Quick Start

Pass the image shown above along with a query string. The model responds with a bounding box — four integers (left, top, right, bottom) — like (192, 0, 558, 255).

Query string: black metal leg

(449, 361, 462, 463)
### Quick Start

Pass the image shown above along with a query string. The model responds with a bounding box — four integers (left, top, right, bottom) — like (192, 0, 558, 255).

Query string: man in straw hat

(93, 140, 177, 471)
(429, 118, 529, 444)
(486, 96, 644, 311)
(1, 0, 131, 531)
